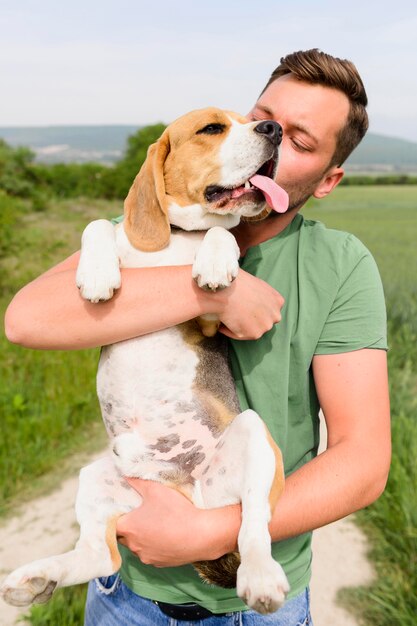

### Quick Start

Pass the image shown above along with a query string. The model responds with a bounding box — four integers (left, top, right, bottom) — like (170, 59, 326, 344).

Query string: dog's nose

(254, 120, 283, 146)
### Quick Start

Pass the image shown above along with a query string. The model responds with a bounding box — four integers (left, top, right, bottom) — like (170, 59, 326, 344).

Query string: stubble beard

(282, 169, 330, 214)
(265, 180, 319, 220)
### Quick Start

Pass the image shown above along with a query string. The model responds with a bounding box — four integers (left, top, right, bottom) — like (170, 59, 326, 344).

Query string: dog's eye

(196, 123, 226, 135)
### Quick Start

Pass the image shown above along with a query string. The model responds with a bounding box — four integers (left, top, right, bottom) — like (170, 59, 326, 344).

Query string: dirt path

(310, 415, 374, 624)
(0, 465, 94, 626)
(311, 517, 373, 625)
(0, 424, 373, 626)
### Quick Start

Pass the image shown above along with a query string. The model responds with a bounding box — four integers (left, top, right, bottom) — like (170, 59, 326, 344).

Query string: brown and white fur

(1, 108, 289, 614)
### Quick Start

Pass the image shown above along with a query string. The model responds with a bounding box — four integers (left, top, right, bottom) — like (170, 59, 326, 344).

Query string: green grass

(306, 185, 417, 626)
(305, 186, 417, 331)
(0, 198, 120, 514)
(22, 585, 88, 626)
(1, 187, 416, 624)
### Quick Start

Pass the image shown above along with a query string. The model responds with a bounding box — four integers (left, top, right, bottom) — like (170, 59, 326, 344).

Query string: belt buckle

(154, 600, 220, 621)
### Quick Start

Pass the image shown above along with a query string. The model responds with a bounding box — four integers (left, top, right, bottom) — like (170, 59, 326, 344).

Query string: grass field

(1, 186, 416, 625)
(0, 198, 120, 513)
(307, 186, 417, 626)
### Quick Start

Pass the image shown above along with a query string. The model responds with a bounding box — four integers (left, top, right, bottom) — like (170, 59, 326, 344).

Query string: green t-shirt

(119, 213, 387, 612)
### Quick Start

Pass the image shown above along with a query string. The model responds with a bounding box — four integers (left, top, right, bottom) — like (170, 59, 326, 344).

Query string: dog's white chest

(115, 225, 205, 268)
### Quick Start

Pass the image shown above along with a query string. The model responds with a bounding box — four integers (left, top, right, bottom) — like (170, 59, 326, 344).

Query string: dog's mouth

(204, 155, 289, 214)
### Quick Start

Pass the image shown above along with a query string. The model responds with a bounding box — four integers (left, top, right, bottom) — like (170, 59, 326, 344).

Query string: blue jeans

(84, 574, 313, 625)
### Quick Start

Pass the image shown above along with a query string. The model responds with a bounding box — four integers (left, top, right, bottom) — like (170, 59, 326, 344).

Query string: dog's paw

(236, 558, 289, 615)
(1, 571, 57, 607)
(76, 261, 121, 303)
(76, 219, 121, 302)
(192, 226, 240, 292)
(192, 255, 239, 291)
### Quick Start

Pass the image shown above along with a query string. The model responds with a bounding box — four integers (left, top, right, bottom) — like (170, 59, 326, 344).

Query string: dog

(1, 107, 290, 614)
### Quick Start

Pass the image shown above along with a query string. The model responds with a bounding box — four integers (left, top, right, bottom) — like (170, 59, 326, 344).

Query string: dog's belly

(97, 322, 240, 483)
(96, 224, 241, 484)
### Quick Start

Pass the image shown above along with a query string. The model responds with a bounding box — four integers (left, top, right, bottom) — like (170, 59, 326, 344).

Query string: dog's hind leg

(0, 457, 140, 607)
(197, 409, 289, 614)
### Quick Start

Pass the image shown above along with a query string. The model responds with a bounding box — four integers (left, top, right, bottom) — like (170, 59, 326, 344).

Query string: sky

(1, 0, 417, 142)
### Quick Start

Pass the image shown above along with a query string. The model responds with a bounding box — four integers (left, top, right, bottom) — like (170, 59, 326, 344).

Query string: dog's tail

(193, 552, 240, 588)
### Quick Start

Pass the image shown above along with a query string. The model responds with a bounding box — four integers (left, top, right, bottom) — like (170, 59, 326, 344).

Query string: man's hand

(116, 479, 241, 568)
(213, 269, 285, 340)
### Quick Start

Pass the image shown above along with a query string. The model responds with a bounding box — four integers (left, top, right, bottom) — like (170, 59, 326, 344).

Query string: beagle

(1, 108, 290, 614)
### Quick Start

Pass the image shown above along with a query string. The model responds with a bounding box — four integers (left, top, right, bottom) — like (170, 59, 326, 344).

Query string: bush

(34, 163, 109, 199)
(108, 123, 166, 198)
(0, 192, 26, 259)
(0, 140, 36, 197)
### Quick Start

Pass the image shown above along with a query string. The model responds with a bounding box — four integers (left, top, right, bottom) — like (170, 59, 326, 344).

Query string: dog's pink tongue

(249, 175, 289, 213)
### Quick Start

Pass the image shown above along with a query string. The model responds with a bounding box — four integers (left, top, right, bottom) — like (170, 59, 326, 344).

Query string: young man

(5, 49, 391, 625)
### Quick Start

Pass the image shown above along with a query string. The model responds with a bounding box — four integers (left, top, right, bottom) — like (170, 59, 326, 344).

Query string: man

(5, 49, 391, 625)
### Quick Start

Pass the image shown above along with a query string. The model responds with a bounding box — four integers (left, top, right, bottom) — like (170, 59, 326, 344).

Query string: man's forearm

(5, 265, 210, 350)
(118, 435, 390, 567)
(270, 439, 388, 542)
(217, 438, 389, 556)
(5, 256, 285, 350)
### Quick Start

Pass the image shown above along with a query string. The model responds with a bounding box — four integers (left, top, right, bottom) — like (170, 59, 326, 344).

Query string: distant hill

(0, 125, 141, 165)
(1, 124, 417, 172)
(346, 133, 417, 172)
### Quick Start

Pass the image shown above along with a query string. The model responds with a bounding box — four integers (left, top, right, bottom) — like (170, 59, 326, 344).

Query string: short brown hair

(261, 49, 369, 166)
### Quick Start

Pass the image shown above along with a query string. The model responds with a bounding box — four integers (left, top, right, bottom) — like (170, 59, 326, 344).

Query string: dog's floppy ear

(124, 130, 171, 251)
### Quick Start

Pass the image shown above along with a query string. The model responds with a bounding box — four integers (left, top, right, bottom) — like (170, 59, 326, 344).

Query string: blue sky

(2, 0, 417, 141)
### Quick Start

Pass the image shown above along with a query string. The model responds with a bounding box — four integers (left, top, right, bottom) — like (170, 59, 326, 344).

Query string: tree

(108, 123, 166, 198)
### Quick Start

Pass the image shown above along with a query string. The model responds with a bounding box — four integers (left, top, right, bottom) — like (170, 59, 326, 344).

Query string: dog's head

(124, 107, 288, 251)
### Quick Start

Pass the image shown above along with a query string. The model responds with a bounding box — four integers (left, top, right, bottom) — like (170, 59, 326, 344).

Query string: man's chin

(284, 187, 316, 213)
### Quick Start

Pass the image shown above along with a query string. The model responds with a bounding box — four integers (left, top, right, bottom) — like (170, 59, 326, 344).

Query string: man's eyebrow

(291, 122, 319, 146)
(256, 104, 274, 117)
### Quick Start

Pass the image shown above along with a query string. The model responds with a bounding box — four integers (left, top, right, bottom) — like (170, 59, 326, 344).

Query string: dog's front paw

(192, 227, 240, 292)
(192, 254, 239, 291)
(1, 570, 57, 607)
(236, 558, 289, 615)
(76, 261, 121, 303)
(76, 219, 121, 302)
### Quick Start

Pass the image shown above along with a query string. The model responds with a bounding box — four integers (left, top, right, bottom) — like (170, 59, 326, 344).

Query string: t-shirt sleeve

(315, 234, 388, 354)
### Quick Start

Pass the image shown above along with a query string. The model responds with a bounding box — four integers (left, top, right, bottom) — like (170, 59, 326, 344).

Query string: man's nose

(254, 120, 283, 146)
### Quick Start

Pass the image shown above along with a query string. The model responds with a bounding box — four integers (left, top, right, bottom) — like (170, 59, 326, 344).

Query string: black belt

(153, 600, 229, 621)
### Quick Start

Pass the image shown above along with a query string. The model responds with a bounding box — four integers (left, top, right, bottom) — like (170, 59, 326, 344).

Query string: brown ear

(124, 130, 171, 251)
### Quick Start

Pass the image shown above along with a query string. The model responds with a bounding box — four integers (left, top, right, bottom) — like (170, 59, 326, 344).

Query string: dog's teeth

(244, 181, 251, 189)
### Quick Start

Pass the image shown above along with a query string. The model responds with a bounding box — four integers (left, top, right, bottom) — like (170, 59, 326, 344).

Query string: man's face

(248, 74, 350, 211)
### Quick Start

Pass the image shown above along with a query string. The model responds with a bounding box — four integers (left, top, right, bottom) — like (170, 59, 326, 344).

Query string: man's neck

(233, 209, 299, 256)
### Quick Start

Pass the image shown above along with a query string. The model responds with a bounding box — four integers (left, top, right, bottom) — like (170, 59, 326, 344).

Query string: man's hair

(261, 49, 368, 167)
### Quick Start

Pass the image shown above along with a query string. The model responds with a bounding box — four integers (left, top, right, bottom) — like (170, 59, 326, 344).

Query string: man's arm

(4, 252, 285, 349)
(117, 348, 391, 566)
(269, 348, 391, 537)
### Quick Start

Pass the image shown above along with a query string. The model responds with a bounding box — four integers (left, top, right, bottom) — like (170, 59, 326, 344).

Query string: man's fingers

(124, 477, 152, 492)
(218, 324, 240, 340)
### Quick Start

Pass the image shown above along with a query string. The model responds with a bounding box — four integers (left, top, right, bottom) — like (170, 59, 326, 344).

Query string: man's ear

(313, 167, 344, 199)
